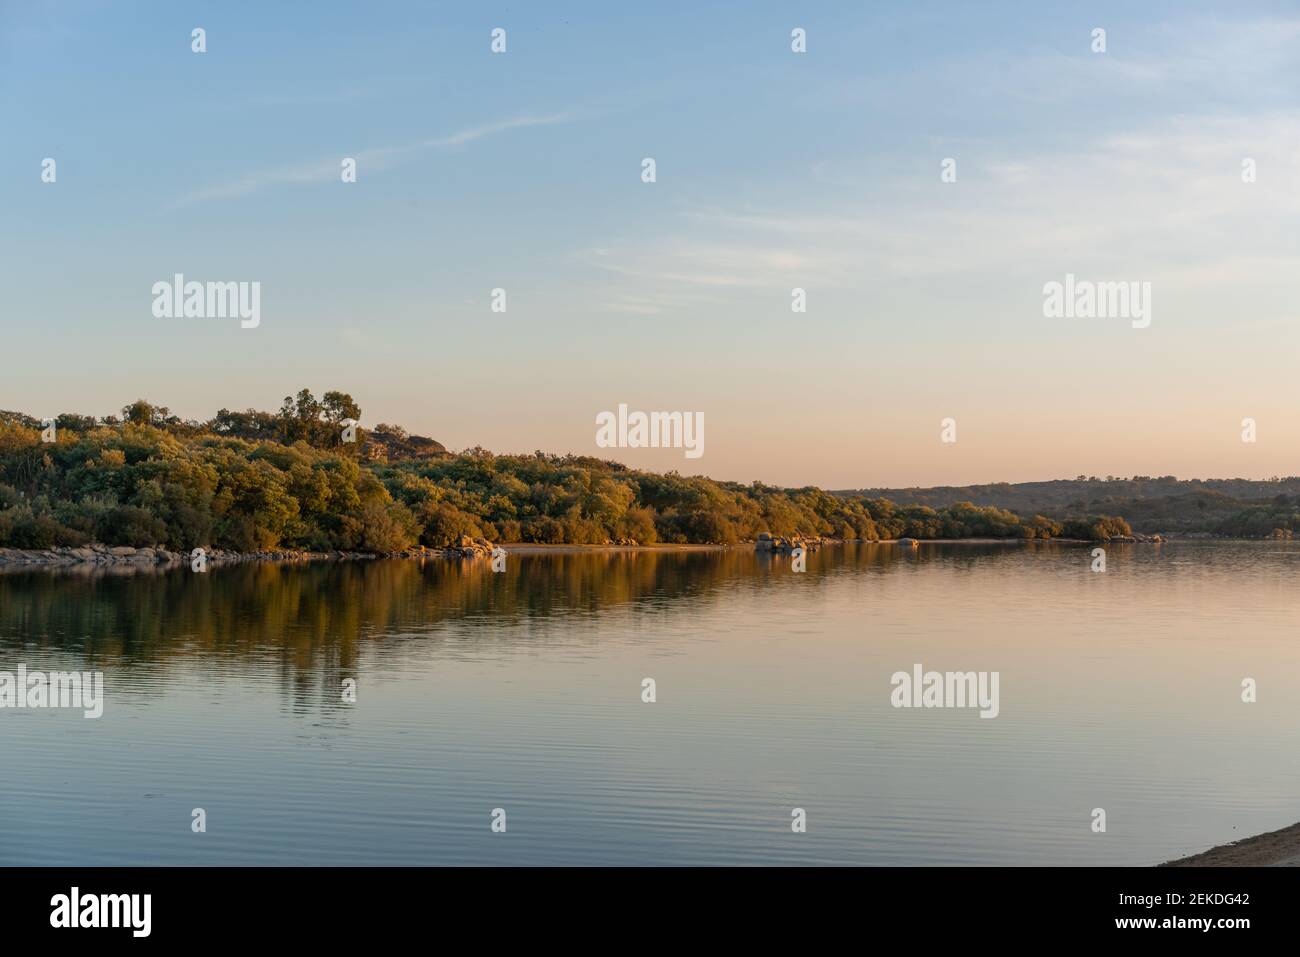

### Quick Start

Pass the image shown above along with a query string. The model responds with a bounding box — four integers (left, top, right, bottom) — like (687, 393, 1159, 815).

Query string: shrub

(420, 504, 483, 548)
(96, 506, 168, 547)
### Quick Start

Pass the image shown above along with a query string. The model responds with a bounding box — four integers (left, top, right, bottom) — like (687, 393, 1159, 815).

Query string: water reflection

(3, 541, 1298, 866)
(0, 543, 989, 664)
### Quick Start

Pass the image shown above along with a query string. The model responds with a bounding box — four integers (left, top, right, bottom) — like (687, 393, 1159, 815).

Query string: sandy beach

(1162, 821, 1300, 866)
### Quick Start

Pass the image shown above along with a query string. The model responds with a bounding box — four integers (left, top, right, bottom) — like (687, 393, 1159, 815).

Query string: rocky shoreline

(0, 535, 505, 569)
(754, 531, 1164, 552)
(755, 532, 826, 553)
(0, 531, 1177, 570)
(0, 544, 373, 568)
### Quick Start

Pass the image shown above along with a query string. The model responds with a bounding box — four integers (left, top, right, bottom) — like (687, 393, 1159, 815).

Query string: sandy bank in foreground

(1162, 821, 1300, 866)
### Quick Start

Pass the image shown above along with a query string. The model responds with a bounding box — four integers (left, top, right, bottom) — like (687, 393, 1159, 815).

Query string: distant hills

(836, 477, 1300, 537)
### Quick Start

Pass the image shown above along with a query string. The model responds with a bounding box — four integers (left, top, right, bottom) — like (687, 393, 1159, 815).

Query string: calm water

(2, 541, 1298, 866)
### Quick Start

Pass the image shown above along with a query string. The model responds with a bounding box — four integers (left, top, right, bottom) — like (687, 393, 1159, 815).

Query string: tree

(419, 503, 483, 547)
(122, 400, 170, 426)
(321, 391, 361, 428)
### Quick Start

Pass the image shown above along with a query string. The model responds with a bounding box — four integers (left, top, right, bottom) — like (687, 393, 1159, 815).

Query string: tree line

(0, 390, 1132, 552)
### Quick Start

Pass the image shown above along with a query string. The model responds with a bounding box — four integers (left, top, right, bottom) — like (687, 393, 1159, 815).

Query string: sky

(3, 1, 1299, 488)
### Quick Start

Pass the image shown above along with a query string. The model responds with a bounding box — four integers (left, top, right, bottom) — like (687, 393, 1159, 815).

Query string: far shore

(0, 535, 1192, 572)
(1162, 821, 1300, 867)
(0, 536, 1159, 571)
(503, 538, 1067, 552)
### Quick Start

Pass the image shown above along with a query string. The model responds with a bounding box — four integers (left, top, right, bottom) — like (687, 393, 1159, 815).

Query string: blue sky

(3, 1, 1299, 486)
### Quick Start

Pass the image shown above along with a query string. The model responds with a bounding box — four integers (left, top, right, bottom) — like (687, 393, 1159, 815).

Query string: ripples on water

(1, 541, 1298, 865)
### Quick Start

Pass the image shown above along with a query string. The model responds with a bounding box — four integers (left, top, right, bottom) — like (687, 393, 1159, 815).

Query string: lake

(2, 541, 1297, 865)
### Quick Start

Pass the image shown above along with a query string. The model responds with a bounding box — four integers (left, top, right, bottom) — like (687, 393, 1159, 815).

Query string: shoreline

(0, 536, 1181, 570)
(1162, 821, 1300, 867)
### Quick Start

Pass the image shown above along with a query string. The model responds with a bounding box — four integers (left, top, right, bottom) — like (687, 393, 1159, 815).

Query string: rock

(109, 546, 137, 557)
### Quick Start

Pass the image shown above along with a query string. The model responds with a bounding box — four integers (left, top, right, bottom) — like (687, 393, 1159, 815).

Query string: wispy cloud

(580, 111, 1300, 313)
(171, 112, 572, 208)
(432, 114, 569, 148)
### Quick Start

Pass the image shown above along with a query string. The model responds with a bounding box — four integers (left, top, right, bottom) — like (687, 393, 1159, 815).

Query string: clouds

(11, 3, 1300, 485)
(565, 10, 1298, 323)
(581, 106, 1300, 318)
(171, 112, 572, 207)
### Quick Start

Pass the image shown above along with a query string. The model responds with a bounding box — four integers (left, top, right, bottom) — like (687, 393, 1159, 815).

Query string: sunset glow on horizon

(4, 1, 1298, 488)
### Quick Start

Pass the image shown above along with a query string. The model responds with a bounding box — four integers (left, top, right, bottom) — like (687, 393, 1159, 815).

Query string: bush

(1061, 515, 1131, 540)
(683, 511, 739, 544)
(0, 503, 87, 547)
(96, 506, 168, 547)
(420, 504, 483, 548)
(855, 517, 880, 541)
(617, 507, 657, 544)
(360, 501, 418, 552)
(523, 516, 565, 544)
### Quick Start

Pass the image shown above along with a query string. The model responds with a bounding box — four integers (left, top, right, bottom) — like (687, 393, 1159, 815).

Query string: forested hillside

(0, 391, 1132, 552)
(841, 476, 1300, 537)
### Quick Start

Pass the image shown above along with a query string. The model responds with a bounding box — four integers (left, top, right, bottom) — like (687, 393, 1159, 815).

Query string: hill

(0, 389, 1135, 553)
(838, 477, 1300, 538)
